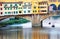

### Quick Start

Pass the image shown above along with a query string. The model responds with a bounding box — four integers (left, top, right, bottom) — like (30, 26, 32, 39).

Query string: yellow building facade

(0, 0, 60, 15)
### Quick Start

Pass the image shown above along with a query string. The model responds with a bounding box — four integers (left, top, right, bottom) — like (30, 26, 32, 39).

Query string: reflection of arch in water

(50, 4, 57, 10)
(58, 4, 60, 10)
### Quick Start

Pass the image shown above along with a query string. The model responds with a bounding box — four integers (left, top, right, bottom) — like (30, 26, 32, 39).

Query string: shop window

(14, 11, 15, 14)
(10, 4, 12, 8)
(19, 11, 22, 13)
(13, 7, 17, 10)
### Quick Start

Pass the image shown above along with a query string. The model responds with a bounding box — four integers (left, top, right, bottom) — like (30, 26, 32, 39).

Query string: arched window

(50, 4, 57, 10)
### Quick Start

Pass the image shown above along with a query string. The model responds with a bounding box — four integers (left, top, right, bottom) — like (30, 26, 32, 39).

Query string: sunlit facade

(0, 0, 60, 16)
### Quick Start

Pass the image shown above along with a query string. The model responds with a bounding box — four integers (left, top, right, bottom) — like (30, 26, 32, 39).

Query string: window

(34, 6, 36, 9)
(10, 4, 12, 7)
(16, 11, 18, 13)
(40, 6, 46, 8)
(19, 11, 22, 13)
(38, 2, 41, 5)
(5, 12, 7, 14)
(28, 10, 30, 13)
(38, 6, 40, 8)
(24, 11, 26, 13)
(15, 4, 17, 6)
(33, 10, 37, 12)
(8, 12, 11, 14)
(33, 10, 34, 12)
(0, 8, 2, 10)
(14, 11, 15, 14)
